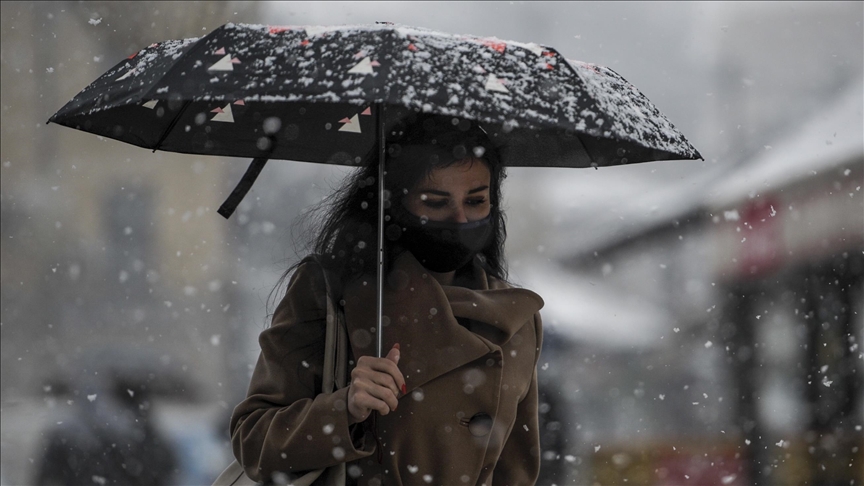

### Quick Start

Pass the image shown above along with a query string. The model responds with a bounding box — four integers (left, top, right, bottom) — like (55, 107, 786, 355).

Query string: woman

(230, 114, 545, 485)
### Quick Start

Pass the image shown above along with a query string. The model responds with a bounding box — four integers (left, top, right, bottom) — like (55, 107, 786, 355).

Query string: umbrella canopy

(49, 22, 701, 357)
(50, 22, 700, 169)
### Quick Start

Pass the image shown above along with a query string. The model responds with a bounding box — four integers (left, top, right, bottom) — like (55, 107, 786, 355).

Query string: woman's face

(402, 158, 492, 223)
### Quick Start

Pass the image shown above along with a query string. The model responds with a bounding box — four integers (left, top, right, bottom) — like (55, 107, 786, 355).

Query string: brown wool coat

(230, 252, 544, 486)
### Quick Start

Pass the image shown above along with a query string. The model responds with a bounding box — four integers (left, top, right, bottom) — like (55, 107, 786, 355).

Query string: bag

(212, 256, 349, 486)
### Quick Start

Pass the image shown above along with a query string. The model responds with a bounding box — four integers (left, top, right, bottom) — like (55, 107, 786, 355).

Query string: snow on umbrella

(49, 22, 701, 356)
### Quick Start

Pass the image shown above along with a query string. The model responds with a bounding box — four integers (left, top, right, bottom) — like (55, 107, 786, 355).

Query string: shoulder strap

(307, 255, 349, 393)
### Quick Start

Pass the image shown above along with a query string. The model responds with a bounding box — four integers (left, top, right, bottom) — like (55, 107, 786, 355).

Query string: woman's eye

(466, 198, 487, 206)
(422, 199, 448, 208)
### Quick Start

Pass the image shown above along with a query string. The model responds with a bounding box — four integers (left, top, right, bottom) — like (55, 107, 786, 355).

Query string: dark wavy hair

(270, 113, 508, 307)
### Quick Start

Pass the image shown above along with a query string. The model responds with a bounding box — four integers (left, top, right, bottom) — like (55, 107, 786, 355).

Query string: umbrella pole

(376, 102, 385, 359)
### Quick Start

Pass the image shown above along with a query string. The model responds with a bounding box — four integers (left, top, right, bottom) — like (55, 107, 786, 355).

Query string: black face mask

(394, 211, 493, 273)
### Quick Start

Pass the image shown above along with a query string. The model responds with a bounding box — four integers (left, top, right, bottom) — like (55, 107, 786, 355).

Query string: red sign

(737, 197, 783, 278)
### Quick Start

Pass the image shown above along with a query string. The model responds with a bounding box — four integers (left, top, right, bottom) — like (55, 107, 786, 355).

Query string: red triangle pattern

(268, 26, 292, 34)
(479, 39, 506, 53)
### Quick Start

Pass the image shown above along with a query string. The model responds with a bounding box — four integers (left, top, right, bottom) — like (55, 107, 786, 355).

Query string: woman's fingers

(386, 343, 400, 364)
(353, 379, 400, 413)
(349, 394, 386, 420)
(387, 343, 408, 395)
(356, 354, 406, 393)
(352, 364, 400, 397)
(347, 379, 399, 423)
(346, 344, 407, 424)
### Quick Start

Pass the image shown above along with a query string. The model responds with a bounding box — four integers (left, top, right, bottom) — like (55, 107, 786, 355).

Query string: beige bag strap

(315, 255, 348, 393)
(307, 256, 348, 486)
(213, 256, 346, 486)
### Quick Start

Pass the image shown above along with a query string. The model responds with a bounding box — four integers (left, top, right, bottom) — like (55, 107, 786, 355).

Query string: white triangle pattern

(142, 100, 158, 109)
(115, 69, 135, 81)
(524, 43, 545, 57)
(338, 114, 362, 133)
(348, 57, 374, 74)
(211, 104, 234, 123)
(208, 54, 235, 72)
(485, 74, 509, 93)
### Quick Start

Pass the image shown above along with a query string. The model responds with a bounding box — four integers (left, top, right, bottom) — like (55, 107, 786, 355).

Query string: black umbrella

(49, 22, 701, 356)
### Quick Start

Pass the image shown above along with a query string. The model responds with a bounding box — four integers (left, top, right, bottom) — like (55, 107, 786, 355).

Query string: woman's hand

(347, 343, 406, 424)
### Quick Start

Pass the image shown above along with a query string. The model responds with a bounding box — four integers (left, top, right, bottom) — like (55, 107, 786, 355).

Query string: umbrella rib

(151, 100, 192, 152)
(139, 26, 228, 152)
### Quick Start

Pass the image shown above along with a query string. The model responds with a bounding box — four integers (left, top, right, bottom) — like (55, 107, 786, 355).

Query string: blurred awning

(707, 78, 864, 278)
(514, 259, 674, 349)
(707, 78, 863, 209)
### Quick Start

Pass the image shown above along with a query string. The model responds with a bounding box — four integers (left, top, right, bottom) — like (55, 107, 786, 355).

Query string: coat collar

(341, 252, 544, 392)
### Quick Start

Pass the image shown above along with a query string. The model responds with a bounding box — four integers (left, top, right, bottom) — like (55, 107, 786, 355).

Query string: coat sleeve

(229, 261, 375, 482)
(492, 312, 543, 486)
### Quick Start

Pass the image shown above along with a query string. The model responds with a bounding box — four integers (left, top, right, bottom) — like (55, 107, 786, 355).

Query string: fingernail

(394, 343, 400, 350)
(402, 383, 407, 395)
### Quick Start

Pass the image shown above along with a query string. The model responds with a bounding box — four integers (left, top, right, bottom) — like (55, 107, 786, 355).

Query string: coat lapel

(444, 286, 543, 346)
(342, 253, 544, 393)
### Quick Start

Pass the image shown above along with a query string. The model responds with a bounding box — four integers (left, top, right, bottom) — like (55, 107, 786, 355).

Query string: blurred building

(1, 2, 264, 484)
(706, 79, 863, 486)
(530, 76, 862, 485)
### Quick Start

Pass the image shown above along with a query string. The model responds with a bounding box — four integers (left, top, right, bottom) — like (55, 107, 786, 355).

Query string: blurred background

(1, 1, 861, 485)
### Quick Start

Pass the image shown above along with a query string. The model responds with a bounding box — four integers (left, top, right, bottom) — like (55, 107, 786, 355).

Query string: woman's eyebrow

(418, 185, 489, 196)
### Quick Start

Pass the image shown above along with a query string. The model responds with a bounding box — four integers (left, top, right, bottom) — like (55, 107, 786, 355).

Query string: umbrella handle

(217, 157, 269, 219)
